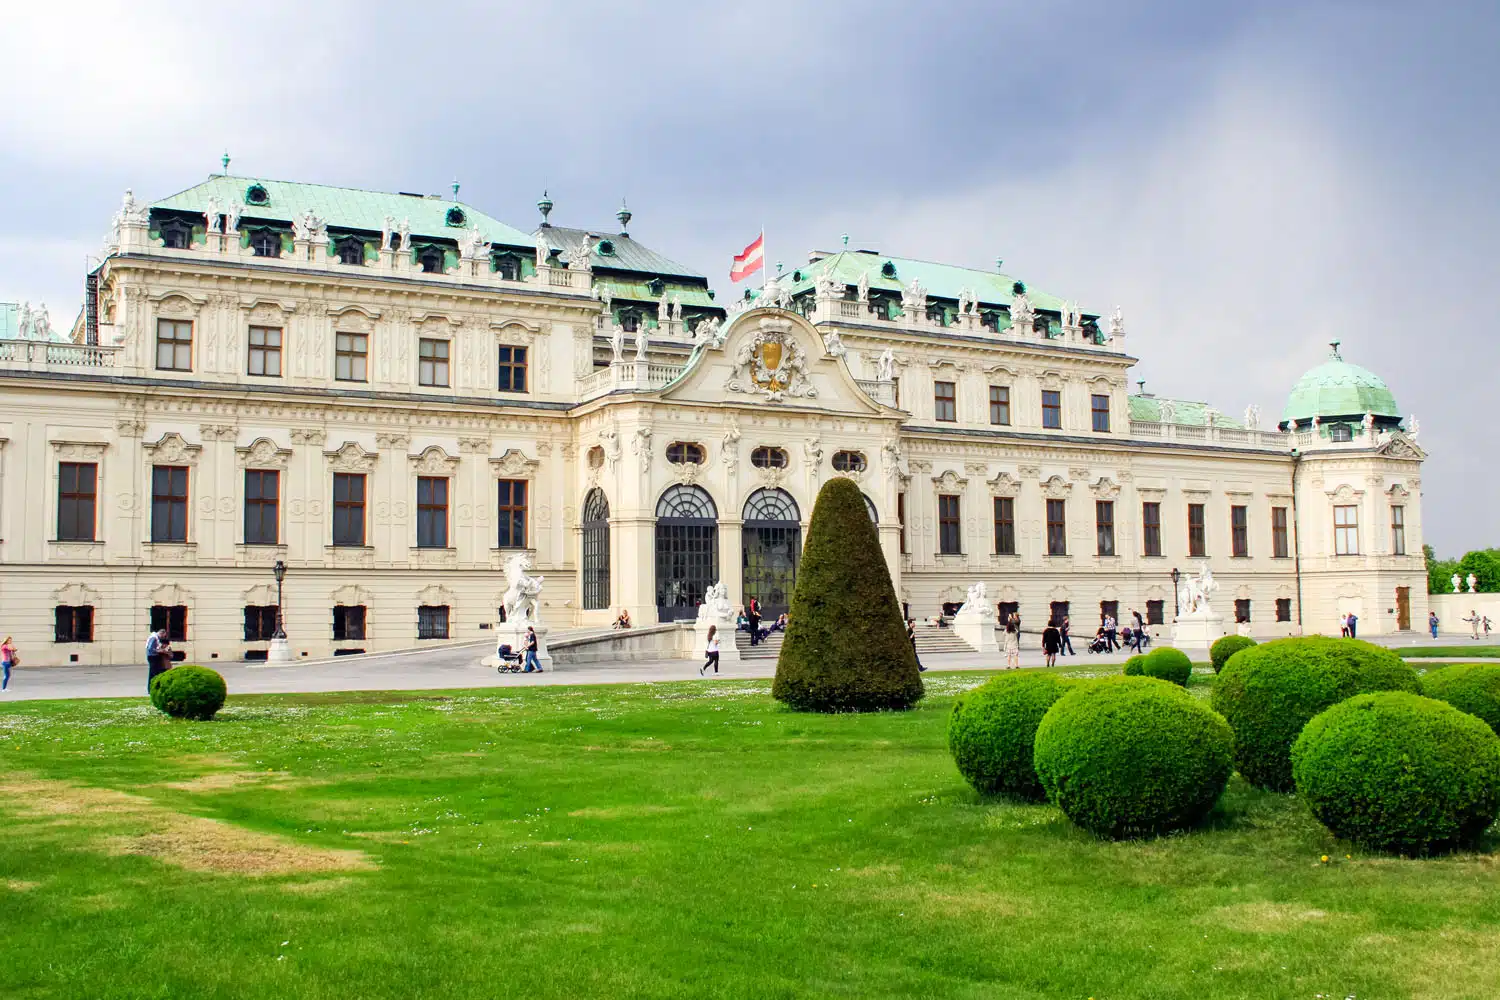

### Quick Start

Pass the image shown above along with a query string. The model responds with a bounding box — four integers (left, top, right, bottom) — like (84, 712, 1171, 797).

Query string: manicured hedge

(1210, 637, 1419, 791)
(948, 672, 1071, 800)
(1122, 647, 1192, 686)
(1123, 654, 1147, 676)
(1420, 663, 1500, 734)
(773, 477, 923, 712)
(149, 665, 227, 721)
(1293, 692, 1500, 855)
(1210, 635, 1257, 674)
(1033, 676, 1234, 839)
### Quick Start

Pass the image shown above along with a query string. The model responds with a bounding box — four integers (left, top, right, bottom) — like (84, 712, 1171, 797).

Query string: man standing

(1429, 610, 1439, 639)
(1104, 613, 1119, 651)
(145, 628, 170, 693)
(1346, 612, 1358, 640)
(1059, 615, 1074, 656)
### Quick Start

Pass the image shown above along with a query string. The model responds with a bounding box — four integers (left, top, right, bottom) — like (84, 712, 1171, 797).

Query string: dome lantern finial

(221, 150, 231, 174)
(1329, 340, 1342, 359)
(452, 178, 461, 200)
(616, 199, 631, 235)
(537, 190, 553, 226)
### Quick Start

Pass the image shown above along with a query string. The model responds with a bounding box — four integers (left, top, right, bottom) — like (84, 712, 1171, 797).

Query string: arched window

(666, 442, 705, 465)
(832, 451, 866, 472)
(742, 488, 801, 616)
(655, 485, 718, 622)
(581, 488, 611, 611)
(335, 237, 366, 266)
(751, 446, 788, 469)
(863, 494, 879, 522)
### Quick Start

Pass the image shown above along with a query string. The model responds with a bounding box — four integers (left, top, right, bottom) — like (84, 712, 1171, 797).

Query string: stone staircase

(734, 628, 786, 660)
(911, 618, 979, 655)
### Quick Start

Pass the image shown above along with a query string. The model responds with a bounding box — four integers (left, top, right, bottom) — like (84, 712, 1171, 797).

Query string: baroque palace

(0, 171, 1429, 666)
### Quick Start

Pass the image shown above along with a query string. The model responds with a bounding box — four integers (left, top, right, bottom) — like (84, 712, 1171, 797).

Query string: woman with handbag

(700, 625, 720, 675)
(1, 636, 16, 691)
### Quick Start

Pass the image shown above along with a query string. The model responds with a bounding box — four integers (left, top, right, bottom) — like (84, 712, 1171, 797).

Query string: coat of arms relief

(725, 317, 816, 402)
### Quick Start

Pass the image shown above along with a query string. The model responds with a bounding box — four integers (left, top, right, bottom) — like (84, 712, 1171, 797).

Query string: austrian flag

(730, 233, 764, 282)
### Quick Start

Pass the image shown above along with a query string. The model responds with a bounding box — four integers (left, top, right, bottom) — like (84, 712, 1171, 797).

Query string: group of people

(498, 626, 545, 673)
(1458, 610, 1493, 641)
(736, 598, 787, 645)
(1338, 612, 1360, 639)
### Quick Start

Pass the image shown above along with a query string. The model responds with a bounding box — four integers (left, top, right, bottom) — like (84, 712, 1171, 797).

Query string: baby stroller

(495, 643, 524, 673)
(1086, 632, 1111, 654)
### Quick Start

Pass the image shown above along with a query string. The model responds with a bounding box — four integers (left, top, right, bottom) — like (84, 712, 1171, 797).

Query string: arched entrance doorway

(655, 485, 718, 622)
(742, 488, 801, 618)
(581, 487, 610, 611)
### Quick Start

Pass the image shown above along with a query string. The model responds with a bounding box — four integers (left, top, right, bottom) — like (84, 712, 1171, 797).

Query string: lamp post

(268, 560, 292, 662)
(1171, 566, 1180, 621)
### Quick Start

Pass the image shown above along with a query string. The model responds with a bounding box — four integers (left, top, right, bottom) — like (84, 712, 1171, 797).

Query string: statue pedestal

(267, 637, 294, 663)
(694, 614, 741, 666)
(1170, 612, 1228, 650)
(491, 623, 552, 670)
(952, 608, 998, 652)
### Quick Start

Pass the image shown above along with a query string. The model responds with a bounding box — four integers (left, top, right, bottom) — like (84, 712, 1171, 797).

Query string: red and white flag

(730, 232, 764, 282)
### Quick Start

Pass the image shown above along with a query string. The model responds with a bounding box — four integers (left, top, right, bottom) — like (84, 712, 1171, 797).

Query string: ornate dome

(1280, 342, 1400, 431)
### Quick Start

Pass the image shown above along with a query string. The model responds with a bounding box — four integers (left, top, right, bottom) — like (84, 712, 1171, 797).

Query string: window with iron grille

(1096, 500, 1115, 556)
(151, 466, 189, 543)
(989, 385, 1010, 425)
(417, 477, 449, 548)
(1042, 389, 1062, 429)
(1188, 503, 1207, 557)
(933, 381, 957, 422)
(57, 462, 97, 541)
(1391, 505, 1406, 555)
(497, 479, 528, 548)
(1146, 600, 1165, 625)
(247, 326, 282, 377)
(994, 496, 1016, 555)
(1276, 598, 1292, 622)
(335, 332, 368, 382)
(1235, 598, 1251, 624)
(244, 605, 279, 641)
(497, 346, 528, 393)
(418, 338, 450, 387)
(417, 605, 450, 639)
(1231, 504, 1249, 558)
(244, 470, 279, 545)
(54, 605, 94, 643)
(1272, 505, 1290, 558)
(581, 488, 611, 611)
(1091, 394, 1111, 432)
(155, 319, 193, 371)
(150, 604, 188, 641)
(1142, 501, 1162, 557)
(1046, 499, 1067, 556)
(1334, 505, 1359, 555)
(333, 605, 366, 641)
(897, 493, 907, 553)
(938, 495, 962, 555)
(333, 473, 366, 547)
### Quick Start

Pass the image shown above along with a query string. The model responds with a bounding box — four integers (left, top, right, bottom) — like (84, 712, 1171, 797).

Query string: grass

(1399, 644, 1500, 658)
(2, 665, 1499, 1000)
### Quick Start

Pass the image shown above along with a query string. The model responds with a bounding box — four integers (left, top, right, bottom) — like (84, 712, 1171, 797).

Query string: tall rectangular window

(897, 493, 907, 554)
(155, 319, 193, 371)
(247, 326, 282, 377)
(417, 476, 449, 548)
(497, 479, 528, 548)
(332, 473, 367, 547)
(1042, 390, 1062, 429)
(989, 386, 1011, 426)
(151, 465, 189, 543)
(1146, 600, 1165, 625)
(1391, 505, 1406, 555)
(335, 332, 368, 382)
(497, 346, 528, 393)
(1091, 394, 1111, 432)
(1188, 503, 1206, 557)
(1272, 506, 1289, 558)
(149, 604, 188, 642)
(1231, 504, 1249, 558)
(418, 338, 450, 387)
(243, 605, 279, 641)
(993, 497, 1016, 555)
(938, 494, 962, 555)
(1276, 597, 1292, 622)
(1142, 501, 1162, 557)
(933, 381, 957, 422)
(333, 605, 367, 641)
(243, 470, 280, 545)
(1046, 499, 1067, 556)
(417, 605, 450, 639)
(54, 605, 95, 643)
(1234, 598, 1251, 624)
(57, 462, 97, 541)
(1096, 500, 1115, 556)
(1334, 505, 1359, 555)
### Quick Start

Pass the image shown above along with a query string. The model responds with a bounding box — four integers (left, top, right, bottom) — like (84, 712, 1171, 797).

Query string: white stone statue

(875, 347, 895, 382)
(1158, 400, 1176, 424)
(535, 233, 552, 268)
(634, 323, 649, 361)
(1009, 290, 1034, 334)
(671, 294, 682, 322)
(293, 210, 327, 244)
(698, 581, 734, 621)
(397, 218, 411, 250)
(569, 240, 592, 272)
(1179, 561, 1218, 616)
(856, 271, 869, 304)
(1452, 573, 1463, 594)
(1243, 404, 1262, 430)
(458, 225, 490, 261)
(632, 427, 653, 472)
(501, 552, 545, 625)
(814, 271, 840, 301)
(1407, 415, 1420, 439)
(381, 216, 395, 250)
(881, 439, 903, 477)
(205, 195, 223, 233)
(693, 317, 723, 348)
(224, 199, 241, 234)
(1468, 573, 1478, 594)
(609, 323, 626, 363)
(1311, 415, 1321, 432)
(822, 329, 846, 358)
(804, 435, 823, 467)
(1363, 411, 1376, 436)
(601, 426, 621, 468)
(597, 285, 613, 314)
(657, 291, 671, 328)
(118, 188, 146, 224)
(721, 424, 741, 471)
(1109, 305, 1125, 338)
(956, 288, 972, 316)
(958, 581, 992, 617)
(901, 279, 927, 313)
(30, 304, 52, 341)
(16, 302, 32, 339)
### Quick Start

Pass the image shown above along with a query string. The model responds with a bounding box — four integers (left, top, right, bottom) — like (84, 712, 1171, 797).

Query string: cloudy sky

(1, 1, 1494, 553)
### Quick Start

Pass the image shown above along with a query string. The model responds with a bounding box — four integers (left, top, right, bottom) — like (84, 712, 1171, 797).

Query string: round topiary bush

(1292, 692, 1500, 855)
(1131, 647, 1193, 686)
(1210, 637, 1420, 792)
(948, 672, 1071, 800)
(1033, 676, 1234, 839)
(1210, 635, 1257, 674)
(149, 665, 227, 721)
(1420, 663, 1500, 734)
(773, 477, 923, 712)
(1123, 654, 1147, 676)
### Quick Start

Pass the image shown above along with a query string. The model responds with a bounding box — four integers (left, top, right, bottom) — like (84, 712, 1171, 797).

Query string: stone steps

(734, 629, 786, 660)
(912, 620, 977, 654)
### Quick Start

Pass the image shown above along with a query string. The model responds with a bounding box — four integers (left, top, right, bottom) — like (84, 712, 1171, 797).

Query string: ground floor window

(1049, 601, 1070, 627)
(418, 605, 450, 639)
(1146, 600, 1165, 625)
(997, 601, 1019, 624)
(1235, 598, 1251, 624)
(334, 605, 367, 641)
(243, 605, 279, 641)
(149, 604, 187, 642)
(1275, 598, 1292, 622)
(1100, 600, 1119, 625)
(54, 605, 95, 643)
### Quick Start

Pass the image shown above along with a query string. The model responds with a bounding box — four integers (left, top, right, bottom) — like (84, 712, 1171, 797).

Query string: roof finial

(776, 260, 784, 275)
(1329, 340, 1342, 359)
(616, 199, 631, 235)
(452, 178, 461, 200)
(995, 257, 1004, 272)
(537, 190, 553, 227)
(1136, 379, 1146, 395)
(221, 150, 231, 174)
(840, 233, 849, 249)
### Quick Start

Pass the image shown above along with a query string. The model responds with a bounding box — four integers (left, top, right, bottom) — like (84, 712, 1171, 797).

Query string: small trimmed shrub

(1123, 654, 1147, 676)
(1210, 635, 1257, 674)
(1421, 663, 1500, 734)
(1125, 647, 1193, 686)
(773, 477, 923, 712)
(948, 672, 1071, 800)
(1293, 692, 1500, 855)
(1033, 676, 1234, 839)
(149, 665, 227, 721)
(1211, 637, 1419, 791)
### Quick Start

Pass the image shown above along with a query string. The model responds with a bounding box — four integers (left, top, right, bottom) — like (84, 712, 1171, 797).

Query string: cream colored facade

(0, 183, 1429, 666)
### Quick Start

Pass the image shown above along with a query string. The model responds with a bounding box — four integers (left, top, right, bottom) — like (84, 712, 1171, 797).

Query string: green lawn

(2, 668, 1497, 1000)
(1399, 645, 1500, 658)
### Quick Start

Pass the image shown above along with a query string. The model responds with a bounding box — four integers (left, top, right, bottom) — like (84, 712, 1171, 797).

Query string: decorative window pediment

(1042, 475, 1073, 499)
(988, 471, 1020, 497)
(490, 448, 539, 478)
(409, 445, 460, 476)
(143, 432, 201, 466)
(1089, 476, 1121, 499)
(931, 468, 968, 492)
(324, 441, 379, 473)
(236, 436, 292, 470)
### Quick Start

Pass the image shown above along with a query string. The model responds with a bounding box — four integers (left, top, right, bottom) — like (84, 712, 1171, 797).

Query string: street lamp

(273, 559, 287, 640)
(1170, 566, 1180, 621)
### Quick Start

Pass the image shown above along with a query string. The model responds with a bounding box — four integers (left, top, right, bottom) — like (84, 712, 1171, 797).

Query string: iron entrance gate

(655, 485, 718, 622)
(742, 488, 801, 618)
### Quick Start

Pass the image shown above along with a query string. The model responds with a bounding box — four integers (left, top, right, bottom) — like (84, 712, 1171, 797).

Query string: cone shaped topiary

(773, 477, 923, 712)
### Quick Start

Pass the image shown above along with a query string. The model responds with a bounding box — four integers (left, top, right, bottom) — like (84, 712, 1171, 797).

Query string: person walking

(700, 625, 720, 675)
(0, 636, 16, 691)
(1004, 614, 1021, 669)
(145, 628, 170, 693)
(1104, 613, 1120, 651)
(1059, 615, 1074, 656)
(1485, 616, 1493, 641)
(907, 619, 926, 672)
(1041, 620, 1060, 668)
(1464, 610, 1481, 639)
(1130, 610, 1146, 653)
(1429, 610, 1440, 639)
(522, 626, 543, 673)
(1346, 612, 1358, 640)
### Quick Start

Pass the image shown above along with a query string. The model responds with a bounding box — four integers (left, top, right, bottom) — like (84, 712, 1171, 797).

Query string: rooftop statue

(205, 195, 223, 233)
(459, 225, 490, 261)
(901, 279, 927, 312)
(535, 232, 552, 268)
(609, 323, 625, 363)
(381, 216, 395, 251)
(875, 347, 895, 382)
(293, 210, 326, 244)
(856, 271, 869, 304)
(634, 322, 649, 361)
(1010, 289, 1034, 333)
(822, 329, 846, 358)
(569, 240, 592, 271)
(224, 199, 241, 234)
(1243, 404, 1262, 430)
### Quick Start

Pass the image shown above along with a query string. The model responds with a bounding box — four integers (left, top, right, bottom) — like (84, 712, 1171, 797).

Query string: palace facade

(0, 173, 1429, 666)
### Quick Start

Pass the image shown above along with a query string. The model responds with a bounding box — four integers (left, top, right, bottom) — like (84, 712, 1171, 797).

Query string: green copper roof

(1281, 343, 1399, 427)
(774, 250, 1086, 315)
(592, 277, 718, 309)
(151, 175, 535, 249)
(1128, 394, 1243, 429)
(540, 226, 706, 281)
